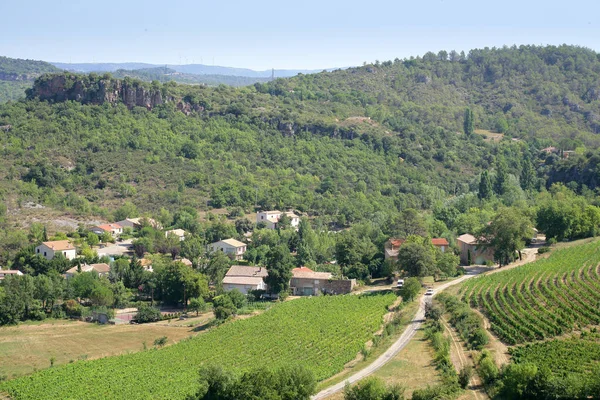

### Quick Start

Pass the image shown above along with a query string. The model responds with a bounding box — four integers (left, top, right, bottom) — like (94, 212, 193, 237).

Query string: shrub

(537, 246, 551, 254)
(134, 303, 162, 323)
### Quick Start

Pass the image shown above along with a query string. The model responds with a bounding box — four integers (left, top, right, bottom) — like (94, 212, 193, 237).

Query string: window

(261, 216, 264, 220)
(37, 248, 39, 253)
(64, 252, 67, 256)
(44, 252, 47, 256)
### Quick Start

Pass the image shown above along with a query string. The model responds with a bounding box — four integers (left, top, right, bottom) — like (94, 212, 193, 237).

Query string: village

(0, 203, 517, 330)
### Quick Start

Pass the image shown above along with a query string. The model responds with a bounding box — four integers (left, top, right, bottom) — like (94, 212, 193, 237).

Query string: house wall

(323, 279, 355, 294)
(35, 245, 76, 261)
(458, 242, 494, 265)
(257, 212, 281, 224)
(223, 282, 265, 295)
(210, 243, 246, 260)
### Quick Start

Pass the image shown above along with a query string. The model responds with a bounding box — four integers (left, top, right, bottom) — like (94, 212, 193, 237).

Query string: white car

(396, 279, 404, 288)
(425, 288, 434, 296)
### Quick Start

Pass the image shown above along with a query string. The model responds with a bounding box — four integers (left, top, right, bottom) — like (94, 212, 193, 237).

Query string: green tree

(493, 156, 508, 196)
(264, 245, 293, 295)
(520, 154, 536, 191)
(113, 201, 138, 221)
(436, 251, 459, 279)
(226, 289, 247, 309)
(396, 241, 436, 277)
(463, 107, 474, 136)
(478, 171, 493, 200)
(134, 303, 161, 323)
(188, 297, 207, 316)
(213, 294, 236, 320)
(87, 232, 100, 247)
(483, 208, 532, 266)
(205, 251, 231, 285)
(400, 277, 421, 302)
(89, 282, 114, 307)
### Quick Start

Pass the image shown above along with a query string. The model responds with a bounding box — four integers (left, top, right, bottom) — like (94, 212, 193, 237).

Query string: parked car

(425, 288, 434, 296)
(396, 279, 404, 288)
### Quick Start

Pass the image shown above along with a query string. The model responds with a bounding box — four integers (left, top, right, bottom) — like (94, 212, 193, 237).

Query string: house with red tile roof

(91, 223, 123, 237)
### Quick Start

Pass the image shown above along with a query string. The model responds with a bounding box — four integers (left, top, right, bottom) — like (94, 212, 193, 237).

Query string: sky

(1, 0, 599, 71)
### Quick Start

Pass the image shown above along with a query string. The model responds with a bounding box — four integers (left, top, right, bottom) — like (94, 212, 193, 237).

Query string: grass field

(324, 327, 442, 400)
(0, 293, 395, 400)
(0, 315, 212, 379)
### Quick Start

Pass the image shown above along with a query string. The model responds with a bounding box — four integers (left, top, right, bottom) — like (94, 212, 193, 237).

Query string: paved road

(311, 267, 488, 400)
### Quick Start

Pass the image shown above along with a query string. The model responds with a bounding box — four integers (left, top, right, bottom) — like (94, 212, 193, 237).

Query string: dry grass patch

(0, 317, 207, 378)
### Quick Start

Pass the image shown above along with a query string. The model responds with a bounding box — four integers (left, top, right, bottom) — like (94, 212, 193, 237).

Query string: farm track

(440, 318, 486, 400)
(312, 268, 488, 400)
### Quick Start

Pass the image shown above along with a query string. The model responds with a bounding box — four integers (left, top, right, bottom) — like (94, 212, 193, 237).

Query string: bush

(459, 365, 473, 389)
(63, 299, 83, 318)
(537, 246, 551, 254)
(134, 303, 162, 323)
(478, 351, 499, 385)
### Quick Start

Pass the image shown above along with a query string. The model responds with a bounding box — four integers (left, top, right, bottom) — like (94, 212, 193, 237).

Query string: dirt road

(311, 267, 487, 400)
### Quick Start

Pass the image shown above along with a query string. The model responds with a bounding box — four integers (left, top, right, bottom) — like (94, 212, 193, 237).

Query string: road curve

(311, 267, 486, 400)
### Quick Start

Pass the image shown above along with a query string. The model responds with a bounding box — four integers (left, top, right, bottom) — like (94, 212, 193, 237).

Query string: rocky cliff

(27, 73, 203, 112)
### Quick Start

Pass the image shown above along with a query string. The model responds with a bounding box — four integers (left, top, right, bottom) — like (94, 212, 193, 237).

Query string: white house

(91, 223, 123, 237)
(117, 217, 162, 230)
(65, 263, 111, 279)
(0, 268, 23, 280)
(165, 229, 186, 241)
(208, 238, 247, 261)
(35, 240, 77, 261)
(256, 210, 300, 230)
(222, 265, 268, 294)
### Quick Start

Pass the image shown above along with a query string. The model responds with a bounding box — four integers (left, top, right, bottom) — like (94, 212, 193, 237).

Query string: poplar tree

(464, 108, 474, 136)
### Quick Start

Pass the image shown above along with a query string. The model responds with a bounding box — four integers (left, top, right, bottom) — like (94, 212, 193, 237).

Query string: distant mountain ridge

(51, 62, 333, 78)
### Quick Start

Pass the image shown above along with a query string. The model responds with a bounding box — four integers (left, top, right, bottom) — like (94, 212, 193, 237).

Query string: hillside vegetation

(3, 45, 600, 224)
(0, 56, 61, 102)
(0, 293, 395, 399)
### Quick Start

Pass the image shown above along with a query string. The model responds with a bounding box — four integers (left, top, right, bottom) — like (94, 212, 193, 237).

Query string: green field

(460, 240, 600, 345)
(0, 293, 396, 400)
(506, 333, 600, 397)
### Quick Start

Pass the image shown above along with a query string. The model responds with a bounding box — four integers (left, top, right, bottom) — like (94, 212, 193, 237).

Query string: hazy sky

(1, 0, 599, 70)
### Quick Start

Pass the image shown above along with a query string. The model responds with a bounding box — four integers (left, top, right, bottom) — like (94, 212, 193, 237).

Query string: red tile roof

(96, 223, 122, 232)
(431, 238, 449, 246)
(42, 240, 75, 251)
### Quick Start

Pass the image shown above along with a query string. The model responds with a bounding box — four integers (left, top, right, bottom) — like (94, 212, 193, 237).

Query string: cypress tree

(494, 156, 508, 195)
(520, 154, 535, 191)
(478, 171, 493, 200)
(464, 108, 474, 136)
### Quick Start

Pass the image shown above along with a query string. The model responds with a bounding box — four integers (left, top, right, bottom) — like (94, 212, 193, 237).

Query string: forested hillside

(0, 56, 61, 102)
(0, 45, 599, 227)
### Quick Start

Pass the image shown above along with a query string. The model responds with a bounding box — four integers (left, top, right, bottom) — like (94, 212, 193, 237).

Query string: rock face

(28, 74, 178, 110)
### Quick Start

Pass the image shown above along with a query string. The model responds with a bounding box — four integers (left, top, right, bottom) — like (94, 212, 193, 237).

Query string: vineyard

(0, 293, 396, 400)
(460, 240, 600, 345)
(506, 332, 600, 397)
